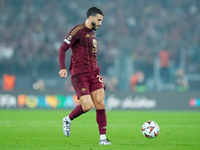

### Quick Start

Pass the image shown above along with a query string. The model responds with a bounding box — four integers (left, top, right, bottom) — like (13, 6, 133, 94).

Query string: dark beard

(91, 22, 96, 31)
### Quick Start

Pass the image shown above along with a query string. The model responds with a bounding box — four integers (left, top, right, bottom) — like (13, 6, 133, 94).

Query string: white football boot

(99, 139, 112, 145)
(62, 116, 71, 137)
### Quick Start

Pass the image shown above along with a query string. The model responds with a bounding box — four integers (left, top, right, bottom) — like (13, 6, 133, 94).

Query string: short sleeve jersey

(59, 23, 100, 76)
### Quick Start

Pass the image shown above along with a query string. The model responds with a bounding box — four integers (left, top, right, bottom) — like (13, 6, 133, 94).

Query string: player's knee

(95, 96, 105, 108)
(82, 102, 94, 112)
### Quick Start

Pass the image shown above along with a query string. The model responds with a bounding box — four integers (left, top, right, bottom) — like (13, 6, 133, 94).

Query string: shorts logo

(81, 88, 86, 93)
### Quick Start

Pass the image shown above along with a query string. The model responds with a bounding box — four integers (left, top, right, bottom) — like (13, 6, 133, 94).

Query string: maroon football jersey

(58, 23, 100, 76)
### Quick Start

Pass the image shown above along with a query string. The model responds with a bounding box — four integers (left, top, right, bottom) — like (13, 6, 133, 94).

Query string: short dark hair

(86, 7, 104, 18)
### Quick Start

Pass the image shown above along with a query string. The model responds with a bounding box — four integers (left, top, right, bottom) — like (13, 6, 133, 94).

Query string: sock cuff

(100, 134, 106, 140)
(66, 116, 72, 123)
(96, 109, 105, 113)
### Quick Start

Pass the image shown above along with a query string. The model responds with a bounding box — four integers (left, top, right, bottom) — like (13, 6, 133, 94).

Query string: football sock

(69, 104, 85, 120)
(100, 134, 106, 140)
(96, 109, 107, 135)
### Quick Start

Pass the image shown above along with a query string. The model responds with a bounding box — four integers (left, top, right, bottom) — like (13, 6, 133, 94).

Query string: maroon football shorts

(71, 71, 105, 99)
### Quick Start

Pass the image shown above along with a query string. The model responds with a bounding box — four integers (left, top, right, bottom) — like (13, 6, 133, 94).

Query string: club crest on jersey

(93, 39, 97, 48)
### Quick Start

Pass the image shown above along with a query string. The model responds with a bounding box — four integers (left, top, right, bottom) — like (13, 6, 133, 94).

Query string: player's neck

(85, 19, 92, 30)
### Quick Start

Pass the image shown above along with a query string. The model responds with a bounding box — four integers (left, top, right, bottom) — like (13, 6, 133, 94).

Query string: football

(142, 121, 159, 139)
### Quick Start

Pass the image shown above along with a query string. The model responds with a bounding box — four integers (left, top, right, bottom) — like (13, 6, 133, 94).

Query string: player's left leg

(91, 88, 111, 145)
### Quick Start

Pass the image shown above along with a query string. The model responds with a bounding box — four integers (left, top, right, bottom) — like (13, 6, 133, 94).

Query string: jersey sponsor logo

(86, 34, 90, 37)
(92, 48, 97, 53)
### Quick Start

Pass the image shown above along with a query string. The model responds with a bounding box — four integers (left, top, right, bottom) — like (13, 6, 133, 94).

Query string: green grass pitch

(0, 109, 200, 150)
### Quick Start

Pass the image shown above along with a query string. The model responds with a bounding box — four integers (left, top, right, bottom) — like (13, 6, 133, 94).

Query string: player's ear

(89, 16, 93, 22)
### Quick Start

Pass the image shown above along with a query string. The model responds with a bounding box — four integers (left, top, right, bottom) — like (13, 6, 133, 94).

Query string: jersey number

(97, 75, 103, 83)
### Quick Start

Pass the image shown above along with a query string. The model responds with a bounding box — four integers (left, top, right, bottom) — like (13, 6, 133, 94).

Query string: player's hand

(59, 69, 68, 78)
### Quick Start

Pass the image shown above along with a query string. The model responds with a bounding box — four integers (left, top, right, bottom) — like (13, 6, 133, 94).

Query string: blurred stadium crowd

(0, 0, 200, 91)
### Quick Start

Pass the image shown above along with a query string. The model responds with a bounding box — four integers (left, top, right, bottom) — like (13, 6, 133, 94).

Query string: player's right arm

(58, 27, 80, 78)
(58, 40, 70, 78)
(58, 34, 74, 70)
(59, 69, 68, 78)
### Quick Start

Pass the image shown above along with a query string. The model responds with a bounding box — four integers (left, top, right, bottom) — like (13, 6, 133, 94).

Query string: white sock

(66, 116, 72, 123)
(100, 134, 106, 140)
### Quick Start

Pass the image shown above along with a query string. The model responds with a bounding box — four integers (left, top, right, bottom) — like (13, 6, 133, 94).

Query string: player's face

(91, 14, 103, 31)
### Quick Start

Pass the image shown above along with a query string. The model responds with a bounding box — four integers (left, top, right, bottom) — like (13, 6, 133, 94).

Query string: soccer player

(58, 7, 111, 145)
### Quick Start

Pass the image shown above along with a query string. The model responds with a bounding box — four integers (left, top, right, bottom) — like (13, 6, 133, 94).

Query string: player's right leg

(62, 95, 94, 137)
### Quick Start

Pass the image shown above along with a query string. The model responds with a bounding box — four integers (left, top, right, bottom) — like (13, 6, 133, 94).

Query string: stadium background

(0, 0, 200, 110)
